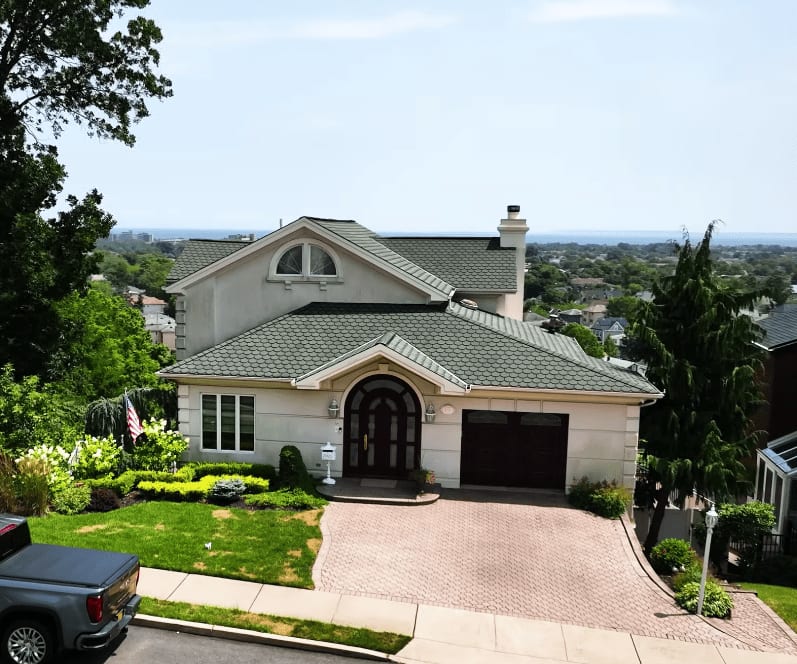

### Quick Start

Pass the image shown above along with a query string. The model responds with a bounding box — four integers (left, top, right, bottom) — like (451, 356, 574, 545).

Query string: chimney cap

(507, 205, 520, 214)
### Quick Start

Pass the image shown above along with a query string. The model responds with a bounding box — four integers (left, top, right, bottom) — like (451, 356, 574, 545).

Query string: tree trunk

(643, 485, 671, 555)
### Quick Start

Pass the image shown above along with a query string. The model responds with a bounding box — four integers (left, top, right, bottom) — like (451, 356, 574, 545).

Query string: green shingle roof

(758, 307, 797, 349)
(377, 237, 516, 290)
(306, 218, 454, 298)
(161, 302, 661, 395)
(165, 219, 513, 293)
(167, 239, 249, 284)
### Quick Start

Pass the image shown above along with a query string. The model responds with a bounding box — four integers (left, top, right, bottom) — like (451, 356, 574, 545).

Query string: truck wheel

(1, 620, 54, 664)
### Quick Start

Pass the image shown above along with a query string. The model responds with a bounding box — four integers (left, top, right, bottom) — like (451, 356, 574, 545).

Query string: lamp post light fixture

(424, 403, 436, 424)
(327, 399, 340, 418)
(697, 502, 719, 616)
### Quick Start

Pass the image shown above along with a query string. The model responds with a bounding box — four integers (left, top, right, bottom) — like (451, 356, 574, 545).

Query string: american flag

(124, 393, 143, 442)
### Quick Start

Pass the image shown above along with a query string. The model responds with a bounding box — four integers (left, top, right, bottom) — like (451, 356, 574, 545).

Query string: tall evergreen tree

(629, 222, 766, 553)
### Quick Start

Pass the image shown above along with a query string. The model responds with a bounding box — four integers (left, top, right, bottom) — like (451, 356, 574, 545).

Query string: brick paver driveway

(313, 490, 797, 654)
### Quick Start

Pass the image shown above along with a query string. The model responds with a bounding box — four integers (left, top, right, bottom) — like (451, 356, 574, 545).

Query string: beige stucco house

(160, 206, 661, 490)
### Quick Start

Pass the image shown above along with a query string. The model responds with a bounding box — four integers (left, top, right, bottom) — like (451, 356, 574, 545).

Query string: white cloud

(167, 11, 455, 48)
(528, 0, 679, 23)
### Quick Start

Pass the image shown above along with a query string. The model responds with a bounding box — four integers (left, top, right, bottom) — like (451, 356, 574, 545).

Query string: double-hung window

(201, 394, 254, 452)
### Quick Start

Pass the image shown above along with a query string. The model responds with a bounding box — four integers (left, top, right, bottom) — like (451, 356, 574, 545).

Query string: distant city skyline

(54, 1, 796, 234)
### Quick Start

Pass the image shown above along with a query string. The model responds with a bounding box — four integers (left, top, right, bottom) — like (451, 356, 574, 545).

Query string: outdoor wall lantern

(424, 403, 436, 424)
(327, 399, 340, 418)
(697, 502, 719, 616)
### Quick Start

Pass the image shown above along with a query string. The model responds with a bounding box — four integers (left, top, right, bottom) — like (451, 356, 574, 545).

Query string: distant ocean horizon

(111, 227, 797, 247)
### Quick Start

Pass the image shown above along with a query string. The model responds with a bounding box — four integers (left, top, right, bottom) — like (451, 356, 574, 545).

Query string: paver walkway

(313, 489, 797, 655)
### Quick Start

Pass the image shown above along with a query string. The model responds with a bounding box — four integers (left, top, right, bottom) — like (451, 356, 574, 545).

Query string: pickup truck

(0, 513, 141, 664)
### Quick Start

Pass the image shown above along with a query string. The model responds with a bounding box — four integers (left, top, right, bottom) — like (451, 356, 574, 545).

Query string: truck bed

(0, 543, 137, 587)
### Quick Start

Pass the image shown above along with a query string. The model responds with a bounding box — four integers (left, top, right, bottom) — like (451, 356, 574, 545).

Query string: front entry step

(317, 478, 439, 505)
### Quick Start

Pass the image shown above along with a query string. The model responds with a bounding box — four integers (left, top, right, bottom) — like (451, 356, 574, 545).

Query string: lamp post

(697, 503, 719, 616)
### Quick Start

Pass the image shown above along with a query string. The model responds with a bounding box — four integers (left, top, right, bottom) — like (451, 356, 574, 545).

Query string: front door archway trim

(343, 374, 423, 478)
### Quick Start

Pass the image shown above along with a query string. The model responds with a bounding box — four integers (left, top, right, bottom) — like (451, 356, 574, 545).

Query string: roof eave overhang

(292, 345, 470, 395)
(156, 371, 294, 385)
(468, 384, 663, 403)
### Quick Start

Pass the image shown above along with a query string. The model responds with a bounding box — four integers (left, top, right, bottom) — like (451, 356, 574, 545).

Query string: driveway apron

(313, 490, 797, 654)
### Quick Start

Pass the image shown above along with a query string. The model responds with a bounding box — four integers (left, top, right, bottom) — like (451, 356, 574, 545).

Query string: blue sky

(54, 1, 796, 235)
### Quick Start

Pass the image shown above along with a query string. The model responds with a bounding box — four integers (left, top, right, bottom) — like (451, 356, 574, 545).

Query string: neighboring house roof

(166, 239, 249, 284)
(377, 237, 516, 291)
(141, 295, 167, 306)
(757, 308, 797, 350)
(571, 277, 605, 287)
(144, 313, 176, 331)
(160, 301, 660, 396)
(583, 303, 607, 314)
(591, 317, 628, 331)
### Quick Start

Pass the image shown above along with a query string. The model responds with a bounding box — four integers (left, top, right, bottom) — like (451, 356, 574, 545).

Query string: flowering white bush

(132, 419, 189, 471)
(16, 444, 72, 492)
(71, 434, 121, 479)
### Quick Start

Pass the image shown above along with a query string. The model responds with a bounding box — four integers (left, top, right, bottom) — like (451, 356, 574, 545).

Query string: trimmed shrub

(209, 479, 246, 504)
(137, 480, 205, 501)
(244, 489, 327, 510)
(188, 462, 275, 481)
(649, 538, 698, 575)
(567, 476, 632, 519)
(277, 445, 315, 492)
(87, 487, 122, 512)
(84, 467, 194, 497)
(675, 580, 733, 617)
(672, 562, 704, 591)
(52, 484, 92, 515)
(137, 474, 269, 502)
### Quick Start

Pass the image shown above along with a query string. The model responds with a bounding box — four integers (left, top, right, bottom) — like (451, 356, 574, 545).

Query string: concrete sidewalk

(136, 567, 797, 663)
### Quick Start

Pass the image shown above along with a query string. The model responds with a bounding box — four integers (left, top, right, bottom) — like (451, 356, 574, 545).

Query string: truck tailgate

(0, 543, 138, 587)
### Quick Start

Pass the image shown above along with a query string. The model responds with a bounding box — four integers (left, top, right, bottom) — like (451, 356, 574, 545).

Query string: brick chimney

(497, 204, 528, 321)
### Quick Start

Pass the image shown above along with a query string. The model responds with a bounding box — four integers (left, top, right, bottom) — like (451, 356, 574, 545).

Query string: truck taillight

(86, 595, 103, 623)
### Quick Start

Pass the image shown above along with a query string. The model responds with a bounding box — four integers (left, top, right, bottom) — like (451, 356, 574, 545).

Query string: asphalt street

(61, 626, 365, 664)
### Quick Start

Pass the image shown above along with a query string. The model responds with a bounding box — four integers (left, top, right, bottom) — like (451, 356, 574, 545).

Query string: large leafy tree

(51, 287, 169, 402)
(0, 0, 172, 145)
(0, 1, 171, 379)
(629, 222, 765, 553)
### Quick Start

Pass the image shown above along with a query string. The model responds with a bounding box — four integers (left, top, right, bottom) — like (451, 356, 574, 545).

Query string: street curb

(132, 614, 392, 661)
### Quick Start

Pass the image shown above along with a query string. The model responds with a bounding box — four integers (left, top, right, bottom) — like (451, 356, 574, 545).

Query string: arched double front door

(343, 375, 422, 478)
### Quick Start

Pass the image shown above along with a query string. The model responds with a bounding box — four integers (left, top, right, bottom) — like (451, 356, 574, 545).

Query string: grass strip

(140, 597, 411, 654)
(739, 583, 797, 632)
(29, 502, 321, 588)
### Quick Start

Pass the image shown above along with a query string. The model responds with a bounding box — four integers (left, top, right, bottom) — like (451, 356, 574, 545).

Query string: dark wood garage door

(461, 410, 569, 489)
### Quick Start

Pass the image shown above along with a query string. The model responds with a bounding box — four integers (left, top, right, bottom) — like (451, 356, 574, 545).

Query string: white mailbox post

(321, 441, 336, 485)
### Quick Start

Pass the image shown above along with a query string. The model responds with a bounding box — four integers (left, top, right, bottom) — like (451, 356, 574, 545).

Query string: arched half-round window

(310, 245, 336, 276)
(273, 242, 339, 279)
(276, 245, 303, 275)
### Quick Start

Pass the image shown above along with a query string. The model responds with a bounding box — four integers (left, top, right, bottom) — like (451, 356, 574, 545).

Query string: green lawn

(140, 598, 411, 654)
(29, 502, 322, 588)
(740, 583, 797, 632)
